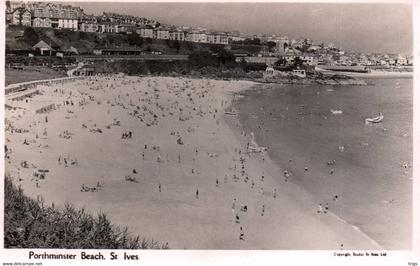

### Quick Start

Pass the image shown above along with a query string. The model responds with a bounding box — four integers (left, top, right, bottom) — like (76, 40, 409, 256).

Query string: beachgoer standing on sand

(317, 204, 323, 213)
(273, 188, 277, 199)
(239, 231, 244, 241)
(159, 183, 161, 193)
(232, 198, 236, 212)
(216, 179, 219, 187)
(324, 203, 329, 213)
(196, 189, 199, 199)
(261, 205, 265, 216)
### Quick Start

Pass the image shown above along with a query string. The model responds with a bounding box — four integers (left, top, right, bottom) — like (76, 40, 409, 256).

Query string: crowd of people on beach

(4, 75, 361, 249)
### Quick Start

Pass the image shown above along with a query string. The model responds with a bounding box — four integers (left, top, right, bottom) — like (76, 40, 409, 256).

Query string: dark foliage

(23, 27, 40, 46)
(188, 51, 219, 69)
(232, 38, 261, 45)
(127, 32, 144, 47)
(4, 176, 169, 249)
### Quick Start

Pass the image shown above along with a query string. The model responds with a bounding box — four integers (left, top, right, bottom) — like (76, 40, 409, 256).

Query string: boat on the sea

(330, 109, 343, 115)
(365, 113, 384, 124)
(224, 111, 237, 116)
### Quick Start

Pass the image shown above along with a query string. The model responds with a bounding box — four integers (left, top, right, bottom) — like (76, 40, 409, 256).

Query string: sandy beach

(5, 76, 383, 249)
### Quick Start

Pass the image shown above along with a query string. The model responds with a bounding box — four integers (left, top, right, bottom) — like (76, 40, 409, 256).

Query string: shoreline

(5, 75, 383, 249)
(222, 83, 383, 249)
(231, 79, 412, 250)
(316, 69, 413, 79)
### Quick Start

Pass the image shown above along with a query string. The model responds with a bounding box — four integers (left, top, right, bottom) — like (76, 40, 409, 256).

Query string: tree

(274, 57, 287, 66)
(208, 46, 236, 67)
(266, 41, 276, 52)
(302, 43, 310, 52)
(172, 40, 181, 53)
(244, 38, 260, 45)
(24, 27, 40, 46)
(127, 32, 143, 47)
(188, 51, 218, 69)
(293, 56, 304, 68)
(217, 49, 236, 68)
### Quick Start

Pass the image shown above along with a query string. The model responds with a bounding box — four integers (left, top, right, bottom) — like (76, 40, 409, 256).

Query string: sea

(235, 78, 413, 249)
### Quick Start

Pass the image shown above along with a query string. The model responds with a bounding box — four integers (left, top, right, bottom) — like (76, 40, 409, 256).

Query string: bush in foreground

(4, 176, 169, 249)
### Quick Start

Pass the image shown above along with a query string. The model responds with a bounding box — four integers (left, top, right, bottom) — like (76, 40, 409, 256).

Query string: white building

(187, 31, 207, 43)
(156, 29, 170, 40)
(32, 17, 52, 28)
(137, 27, 154, 38)
(299, 54, 316, 65)
(80, 21, 99, 32)
(207, 32, 228, 45)
(58, 18, 78, 30)
(169, 30, 186, 41)
(11, 8, 31, 26)
(228, 35, 246, 43)
(198, 33, 207, 43)
(79, 17, 99, 32)
(99, 22, 119, 33)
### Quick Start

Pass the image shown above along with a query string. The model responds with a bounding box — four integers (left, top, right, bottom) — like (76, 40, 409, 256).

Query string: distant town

(5, 0, 413, 81)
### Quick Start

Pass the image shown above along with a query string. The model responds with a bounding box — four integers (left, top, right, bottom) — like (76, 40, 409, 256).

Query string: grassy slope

(4, 176, 168, 249)
(5, 68, 67, 86)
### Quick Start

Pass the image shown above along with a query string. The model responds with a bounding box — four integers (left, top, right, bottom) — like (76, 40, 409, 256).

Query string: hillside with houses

(5, 0, 413, 83)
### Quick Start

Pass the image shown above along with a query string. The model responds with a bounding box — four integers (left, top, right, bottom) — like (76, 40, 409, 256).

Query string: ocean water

(236, 78, 413, 249)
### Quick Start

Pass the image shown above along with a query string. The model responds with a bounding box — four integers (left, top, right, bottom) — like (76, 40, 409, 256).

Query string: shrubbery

(4, 176, 168, 249)
(93, 57, 263, 80)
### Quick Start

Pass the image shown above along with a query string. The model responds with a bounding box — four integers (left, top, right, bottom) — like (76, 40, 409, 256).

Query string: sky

(73, 2, 413, 54)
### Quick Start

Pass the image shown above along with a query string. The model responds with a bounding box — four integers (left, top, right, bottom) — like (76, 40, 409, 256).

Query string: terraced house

(8, 8, 31, 26)
(30, 2, 82, 30)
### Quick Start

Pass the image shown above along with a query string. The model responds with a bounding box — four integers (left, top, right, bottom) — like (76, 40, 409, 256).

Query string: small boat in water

(224, 111, 237, 116)
(330, 109, 343, 115)
(365, 113, 384, 124)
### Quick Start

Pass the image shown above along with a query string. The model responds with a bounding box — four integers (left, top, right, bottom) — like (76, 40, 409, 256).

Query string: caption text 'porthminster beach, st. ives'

(27, 251, 139, 260)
